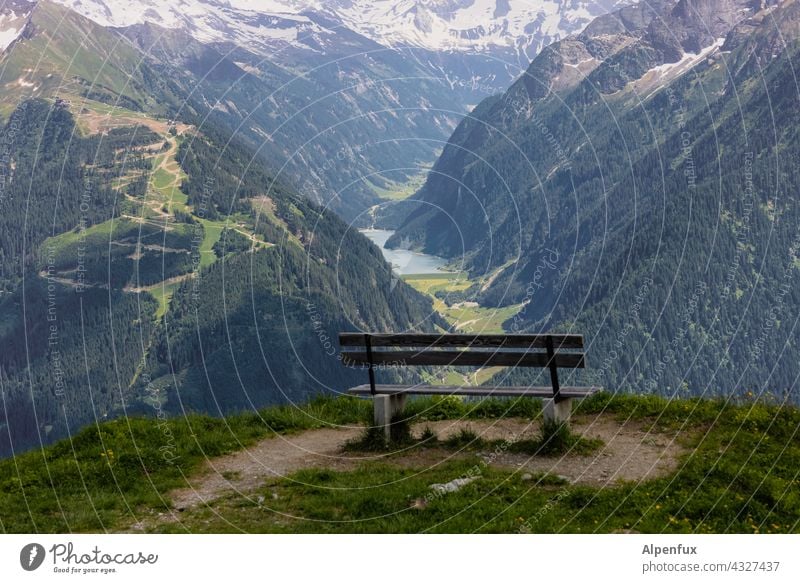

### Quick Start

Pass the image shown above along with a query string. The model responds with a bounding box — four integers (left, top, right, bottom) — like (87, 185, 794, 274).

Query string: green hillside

(0, 1, 182, 117)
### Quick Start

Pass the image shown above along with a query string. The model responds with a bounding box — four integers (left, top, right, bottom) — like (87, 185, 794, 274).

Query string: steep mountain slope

(0, 0, 464, 221)
(0, 3, 444, 457)
(0, 0, 185, 117)
(52, 0, 632, 92)
(116, 20, 462, 221)
(0, 94, 442, 458)
(389, 0, 800, 397)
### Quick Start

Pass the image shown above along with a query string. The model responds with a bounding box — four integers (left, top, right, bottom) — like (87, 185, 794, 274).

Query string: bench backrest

(339, 333, 586, 399)
(339, 333, 585, 368)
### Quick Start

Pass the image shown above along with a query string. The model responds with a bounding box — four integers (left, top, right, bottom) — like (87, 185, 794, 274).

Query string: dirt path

(156, 414, 686, 522)
(411, 415, 686, 486)
(169, 427, 364, 512)
(480, 261, 511, 293)
(123, 273, 194, 294)
(76, 106, 190, 137)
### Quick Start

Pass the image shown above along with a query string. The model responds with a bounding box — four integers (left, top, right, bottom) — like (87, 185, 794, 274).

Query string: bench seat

(347, 384, 602, 398)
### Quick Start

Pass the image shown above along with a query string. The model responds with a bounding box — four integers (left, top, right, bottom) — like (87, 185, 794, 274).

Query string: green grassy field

(147, 280, 184, 319)
(368, 170, 429, 201)
(404, 273, 522, 334)
(197, 219, 225, 268)
(152, 167, 175, 191)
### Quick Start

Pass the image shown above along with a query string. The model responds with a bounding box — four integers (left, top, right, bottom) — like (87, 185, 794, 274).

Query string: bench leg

(543, 398, 572, 425)
(373, 394, 407, 443)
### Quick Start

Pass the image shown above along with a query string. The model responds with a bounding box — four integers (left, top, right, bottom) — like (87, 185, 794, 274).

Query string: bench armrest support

(546, 335, 562, 402)
(365, 333, 377, 395)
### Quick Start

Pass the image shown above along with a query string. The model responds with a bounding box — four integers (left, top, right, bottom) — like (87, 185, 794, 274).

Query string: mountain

(52, 0, 632, 89)
(0, 1, 466, 222)
(0, 1, 443, 457)
(115, 20, 465, 221)
(13, 0, 639, 221)
(327, 0, 629, 60)
(388, 0, 800, 398)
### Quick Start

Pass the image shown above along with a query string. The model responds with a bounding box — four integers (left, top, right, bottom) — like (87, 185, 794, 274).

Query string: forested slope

(0, 97, 441, 457)
(388, 0, 800, 398)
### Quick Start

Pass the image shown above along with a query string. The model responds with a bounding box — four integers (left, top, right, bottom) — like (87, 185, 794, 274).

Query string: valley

(360, 226, 524, 335)
(360, 228, 450, 275)
(0, 0, 798, 541)
(359, 224, 524, 388)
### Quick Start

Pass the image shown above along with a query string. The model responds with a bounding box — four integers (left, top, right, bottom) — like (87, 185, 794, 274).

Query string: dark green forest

(139, 124, 444, 416)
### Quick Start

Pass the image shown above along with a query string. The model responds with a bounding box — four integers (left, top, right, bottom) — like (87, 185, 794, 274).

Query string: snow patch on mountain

(649, 38, 726, 77)
(51, 0, 633, 59)
(631, 37, 726, 100)
(0, 23, 24, 52)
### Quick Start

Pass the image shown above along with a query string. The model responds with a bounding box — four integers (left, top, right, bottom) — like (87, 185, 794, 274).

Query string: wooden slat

(341, 350, 584, 368)
(346, 384, 601, 398)
(338, 333, 584, 350)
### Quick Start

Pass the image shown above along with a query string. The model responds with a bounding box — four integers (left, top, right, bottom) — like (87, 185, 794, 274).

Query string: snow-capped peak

(50, 0, 632, 61)
(326, 0, 628, 57)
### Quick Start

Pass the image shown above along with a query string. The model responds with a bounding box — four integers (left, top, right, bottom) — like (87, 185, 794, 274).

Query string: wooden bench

(339, 333, 602, 441)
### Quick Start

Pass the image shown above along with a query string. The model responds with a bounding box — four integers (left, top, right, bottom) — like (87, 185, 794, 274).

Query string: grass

(3, 393, 799, 533)
(42, 217, 126, 255)
(424, 366, 506, 387)
(160, 393, 800, 533)
(147, 279, 183, 320)
(508, 421, 603, 456)
(404, 394, 542, 421)
(0, 396, 370, 533)
(152, 167, 175, 191)
(368, 171, 428, 201)
(429, 420, 602, 457)
(197, 219, 225, 268)
(442, 428, 487, 450)
(404, 273, 522, 333)
(343, 422, 414, 453)
(401, 272, 472, 293)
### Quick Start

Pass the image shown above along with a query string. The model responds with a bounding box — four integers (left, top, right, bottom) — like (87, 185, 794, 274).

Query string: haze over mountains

(1, 1, 636, 219)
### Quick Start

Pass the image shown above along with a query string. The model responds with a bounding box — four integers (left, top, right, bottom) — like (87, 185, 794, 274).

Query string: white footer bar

(1, 534, 797, 582)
